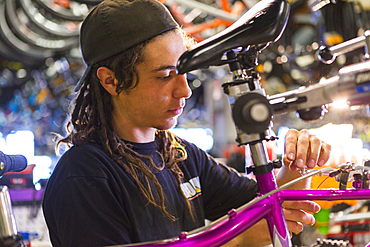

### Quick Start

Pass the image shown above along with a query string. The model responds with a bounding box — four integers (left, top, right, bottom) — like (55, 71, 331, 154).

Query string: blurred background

(0, 0, 369, 246)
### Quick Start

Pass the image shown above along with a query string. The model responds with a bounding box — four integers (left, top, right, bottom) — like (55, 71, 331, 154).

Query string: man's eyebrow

(151, 65, 176, 72)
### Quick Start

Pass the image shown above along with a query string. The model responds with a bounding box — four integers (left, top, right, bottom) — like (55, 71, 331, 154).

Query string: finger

(317, 142, 332, 167)
(283, 158, 300, 171)
(283, 208, 316, 226)
(295, 129, 310, 169)
(286, 220, 304, 233)
(306, 135, 322, 168)
(283, 156, 299, 171)
(284, 129, 299, 162)
(282, 200, 321, 213)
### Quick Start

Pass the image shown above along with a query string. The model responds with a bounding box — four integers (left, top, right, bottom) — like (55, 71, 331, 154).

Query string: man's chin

(155, 119, 178, 131)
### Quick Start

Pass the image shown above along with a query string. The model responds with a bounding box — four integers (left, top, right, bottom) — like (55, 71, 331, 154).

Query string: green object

(314, 208, 330, 234)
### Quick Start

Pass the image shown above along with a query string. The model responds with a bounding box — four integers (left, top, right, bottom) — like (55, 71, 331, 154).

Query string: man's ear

(97, 67, 118, 96)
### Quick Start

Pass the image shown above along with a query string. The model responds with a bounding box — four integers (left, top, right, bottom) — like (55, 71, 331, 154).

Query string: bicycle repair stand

(221, 44, 296, 245)
(222, 47, 282, 179)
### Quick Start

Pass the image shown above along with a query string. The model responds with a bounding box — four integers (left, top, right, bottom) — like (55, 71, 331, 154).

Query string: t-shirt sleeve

(43, 176, 132, 247)
(184, 141, 259, 221)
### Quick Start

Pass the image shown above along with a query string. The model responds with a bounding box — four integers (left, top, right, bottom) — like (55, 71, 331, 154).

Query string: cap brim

(74, 65, 92, 92)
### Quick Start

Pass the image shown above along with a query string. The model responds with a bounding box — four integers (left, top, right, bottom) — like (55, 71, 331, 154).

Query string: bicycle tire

(19, 0, 80, 37)
(0, 34, 44, 66)
(35, 0, 89, 22)
(0, 1, 53, 64)
(5, 0, 79, 52)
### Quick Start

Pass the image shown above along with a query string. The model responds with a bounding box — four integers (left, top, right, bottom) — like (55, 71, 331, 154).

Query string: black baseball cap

(75, 0, 179, 92)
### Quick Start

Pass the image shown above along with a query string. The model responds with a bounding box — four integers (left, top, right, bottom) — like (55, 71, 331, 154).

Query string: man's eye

(158, 75, 171, 80)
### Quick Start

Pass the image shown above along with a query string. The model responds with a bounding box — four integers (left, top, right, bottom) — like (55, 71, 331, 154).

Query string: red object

(10, 178, 26, 185)
(5, 164, 35, 175)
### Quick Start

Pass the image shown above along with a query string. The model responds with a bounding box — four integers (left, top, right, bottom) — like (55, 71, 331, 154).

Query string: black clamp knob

(246, 160, 282, 175)
(232, 92, 273, 134)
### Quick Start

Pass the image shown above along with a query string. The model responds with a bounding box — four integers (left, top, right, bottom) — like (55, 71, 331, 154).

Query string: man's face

(112, 30, 192, 140)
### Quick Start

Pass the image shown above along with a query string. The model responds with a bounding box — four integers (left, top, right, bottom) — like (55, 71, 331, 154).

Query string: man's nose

(174, 74, 192, 99)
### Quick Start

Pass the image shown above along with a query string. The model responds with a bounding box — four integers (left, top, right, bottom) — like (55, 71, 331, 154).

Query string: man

(42, 0, 331, 246)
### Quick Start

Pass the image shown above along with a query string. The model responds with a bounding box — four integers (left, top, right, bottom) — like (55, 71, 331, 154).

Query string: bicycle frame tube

(183, 199, 273, 246)
(248, 141, 292, 246)
(120, 158, 288, 247)
(121, 193, 281, 247)
(279, 188, 370, 201)
(264, 193, 292, 247)
(255, 172, 291, 247)
(120, 173, 370, 247)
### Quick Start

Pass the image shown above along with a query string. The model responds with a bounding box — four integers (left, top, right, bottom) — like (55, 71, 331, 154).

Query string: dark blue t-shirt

(42, 138, 258, 247)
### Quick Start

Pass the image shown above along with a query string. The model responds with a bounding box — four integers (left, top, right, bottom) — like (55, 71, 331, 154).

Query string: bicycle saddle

(177, 0, 290, 74)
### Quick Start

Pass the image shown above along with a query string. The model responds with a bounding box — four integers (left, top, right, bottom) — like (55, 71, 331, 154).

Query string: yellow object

(324, 32, 344, 46)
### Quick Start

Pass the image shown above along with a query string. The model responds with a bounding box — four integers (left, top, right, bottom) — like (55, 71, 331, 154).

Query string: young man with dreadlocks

(42, 0, 331, 246)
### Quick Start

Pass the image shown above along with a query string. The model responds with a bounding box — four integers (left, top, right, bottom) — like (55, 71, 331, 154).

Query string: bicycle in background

(0, 151, 28, 247)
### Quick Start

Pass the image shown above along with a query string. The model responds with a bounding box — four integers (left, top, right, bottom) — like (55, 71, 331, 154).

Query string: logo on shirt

(181, 176, 201, 200)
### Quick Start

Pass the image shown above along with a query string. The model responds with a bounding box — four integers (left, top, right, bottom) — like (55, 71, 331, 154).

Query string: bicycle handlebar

(0, 151, 27, 177)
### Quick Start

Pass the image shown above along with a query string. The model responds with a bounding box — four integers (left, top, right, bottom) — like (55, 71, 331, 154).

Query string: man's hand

(278, 129, 329, 236)
(277, 129, 331, 187)
(283, 129, 331, 171)
(282, 200, 320, 233)
(224, 129, 330, 246)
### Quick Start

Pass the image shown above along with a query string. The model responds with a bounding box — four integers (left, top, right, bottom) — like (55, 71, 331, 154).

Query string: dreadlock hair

(57, 28, 196, 221)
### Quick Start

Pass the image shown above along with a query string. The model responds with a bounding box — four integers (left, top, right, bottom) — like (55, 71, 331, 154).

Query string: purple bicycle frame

(118, 142, 370, 247)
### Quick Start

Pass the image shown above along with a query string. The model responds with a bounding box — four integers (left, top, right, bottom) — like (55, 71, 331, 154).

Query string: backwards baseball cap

(75, 0, 179, 92)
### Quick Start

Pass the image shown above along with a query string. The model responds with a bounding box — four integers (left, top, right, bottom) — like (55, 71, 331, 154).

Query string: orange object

(164, 0, 247, 41)
(218, 0, 232, 13)
(311, 170, 358, 209)
(53, 0, 70, 9)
